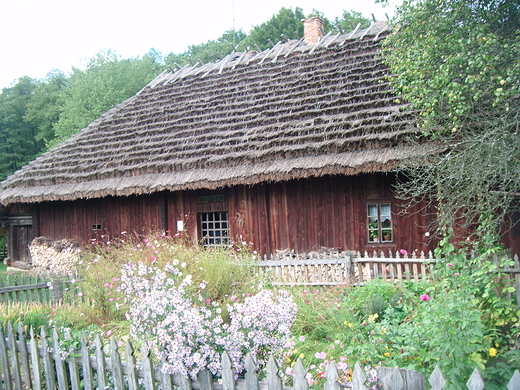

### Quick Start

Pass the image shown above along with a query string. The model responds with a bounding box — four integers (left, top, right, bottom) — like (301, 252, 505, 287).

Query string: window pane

(368, 204, 378, 217)
(381, 204, 391, 217)
(199, 211, 230, 248)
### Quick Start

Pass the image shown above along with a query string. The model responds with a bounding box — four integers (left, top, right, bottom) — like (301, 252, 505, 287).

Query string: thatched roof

(0, 21, 419, 206)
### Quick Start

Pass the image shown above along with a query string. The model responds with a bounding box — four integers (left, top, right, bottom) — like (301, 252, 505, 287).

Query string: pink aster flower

(399, 249, 407, 255)
(447, 263, 454, 267)
(315, 352, 327, 359)
(420, 294, 430, 301)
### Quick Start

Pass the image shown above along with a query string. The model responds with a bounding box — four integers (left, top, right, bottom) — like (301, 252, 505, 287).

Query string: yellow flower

(489, 348, 497, 357)
(384, 352, 391, 357)
(299, 353, 305, 359)
(368, 313, 379, 323)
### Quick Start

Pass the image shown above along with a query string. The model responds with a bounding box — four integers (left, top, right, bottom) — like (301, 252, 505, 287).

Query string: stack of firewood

(29, 237, 81, 275)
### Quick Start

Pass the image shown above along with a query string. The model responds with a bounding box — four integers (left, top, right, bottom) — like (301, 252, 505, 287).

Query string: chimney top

(303, 17, 324, 46)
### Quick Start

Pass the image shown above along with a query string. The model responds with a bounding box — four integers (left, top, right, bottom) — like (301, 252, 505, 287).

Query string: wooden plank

(16, 323, 32, 389)
(7, 322, 22, 390)
(40, 328, 56, 390)
(0, 327, 13, 390)
(53, 328, 70, 390)
(95, 335, 107, 390)
(141, 343, 156, 390)
(110, 338, 125, 390)
(125, 341, 139, 390)
(81, 332, 94, 390)
(67, 335, 81, 390)
(29, 327, 42, 390)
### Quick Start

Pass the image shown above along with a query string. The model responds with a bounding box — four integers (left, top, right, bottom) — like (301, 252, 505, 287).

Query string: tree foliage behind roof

(382, 0, 520, 241)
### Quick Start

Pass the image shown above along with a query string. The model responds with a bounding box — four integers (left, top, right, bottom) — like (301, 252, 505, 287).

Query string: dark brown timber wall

(29, 173, 437, 256)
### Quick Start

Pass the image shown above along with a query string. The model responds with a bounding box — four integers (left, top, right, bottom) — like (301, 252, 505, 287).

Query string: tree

(244, 7, 307, 50)
(165, 29, 247, 67)
(24, 70, 67, 145)
(381, 0, 520, 243)
(50, 50, 162, 148)
(0, 77, 43, 180)
(333, 9, 372, 32)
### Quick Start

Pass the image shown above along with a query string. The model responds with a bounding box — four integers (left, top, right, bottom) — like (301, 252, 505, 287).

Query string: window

(367, 203, 392, 243)
(199, 212, 230, 247)
(92, 224, 102, 230)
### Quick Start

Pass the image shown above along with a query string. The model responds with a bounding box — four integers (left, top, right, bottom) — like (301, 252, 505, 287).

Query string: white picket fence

(1, 322, 519, 390)
(256, 250, 436, 285)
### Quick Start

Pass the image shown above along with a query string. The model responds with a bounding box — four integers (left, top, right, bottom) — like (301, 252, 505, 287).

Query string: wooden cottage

(0, 20, 488, 266)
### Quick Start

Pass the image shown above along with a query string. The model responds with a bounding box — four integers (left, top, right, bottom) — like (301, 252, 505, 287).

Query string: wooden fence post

(266, 355, 283, 390)
(94, 334, 107, 389)
(53, 328, 70, 390)
(16, 322, 32, 389)
(66, 330, 81, 390)
(428, 365, 446, 390)
(140, 342, 156, 390)
(221, 351, 236, 390)
(294, 358, 309, 390)
(244, 353, 260, 390)
(81, 332, 94, 390)
(125, 341, 139, 390)
(0, 327, 12, 390)
(29, 327, 42, 390)
(324, 361, 340, 390)
(110, 337, 125, 390)
(7, 322, 22, 390)
(40, 328, 56, 390)
(352, 362, 367, 390)
(507, 371, 520, 390)
(466, 368, 484, 390)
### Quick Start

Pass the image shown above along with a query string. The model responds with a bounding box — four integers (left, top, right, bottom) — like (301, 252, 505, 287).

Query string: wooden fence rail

(0, 273, 79, 305)
(0, 322, 518, 390)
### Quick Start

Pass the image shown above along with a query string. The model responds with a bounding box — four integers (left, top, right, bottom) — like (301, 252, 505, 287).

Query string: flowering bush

(119, 261, 296, 380)
(224, 289, 297, 372)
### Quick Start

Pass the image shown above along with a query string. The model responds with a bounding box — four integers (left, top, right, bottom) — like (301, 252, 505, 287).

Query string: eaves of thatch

(0, 21, 420, 206)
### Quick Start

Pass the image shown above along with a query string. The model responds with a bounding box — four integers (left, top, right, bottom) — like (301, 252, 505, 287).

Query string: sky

(0, 0, 399, 90)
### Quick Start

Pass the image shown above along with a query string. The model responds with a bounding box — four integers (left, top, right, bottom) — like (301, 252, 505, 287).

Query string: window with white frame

(199, 211, 230, 247)
(367, 203, 393, 243)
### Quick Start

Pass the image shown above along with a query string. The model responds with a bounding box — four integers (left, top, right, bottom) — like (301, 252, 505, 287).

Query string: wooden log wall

(30, 173, 435, 256)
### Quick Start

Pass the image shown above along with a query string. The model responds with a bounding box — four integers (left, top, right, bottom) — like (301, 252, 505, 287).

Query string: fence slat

(324, 361, 340, 390)
(466, 368, 484, 390)
(294, 358, 308, 390)
(29, 327, 42, 390)
(245, 353, 260, 390)
(40, 328, 56, 390)
(0, 327, 12, 390)
(140, 342, 156, 390)
(53, 328, 70, 390)
(110, 337, 125, 390)
(221, 351, 236, 390)
(67, 330, 81, 390)
(7, 322, 22, 390)
(507, 370, 520, 390)
(266, 355, 283, 390)
(125, 341, 139, 390)
(428, 365, 446, 390)
(81, 332, 94, 390)
(352, 362, 367, 390)
(95, 335, 107, 390)
(16, 322, 32, 389)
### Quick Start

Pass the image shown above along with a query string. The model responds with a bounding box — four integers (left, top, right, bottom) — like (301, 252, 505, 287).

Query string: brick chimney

(303, 17, 324, 46)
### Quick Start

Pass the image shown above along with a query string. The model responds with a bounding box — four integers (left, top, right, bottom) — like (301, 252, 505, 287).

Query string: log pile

(29, 237, 81, 275)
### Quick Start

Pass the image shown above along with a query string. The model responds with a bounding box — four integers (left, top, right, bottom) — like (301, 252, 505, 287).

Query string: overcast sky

(0, 0, 400, 90)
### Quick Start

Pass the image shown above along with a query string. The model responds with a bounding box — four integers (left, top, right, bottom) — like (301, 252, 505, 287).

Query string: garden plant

(0, 230, 519, 389)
